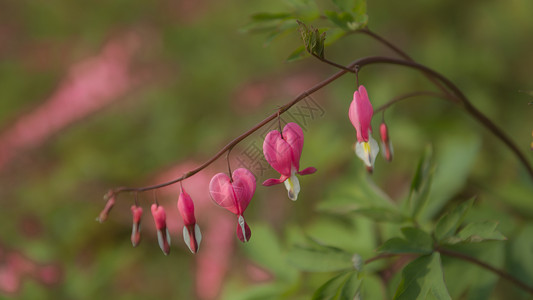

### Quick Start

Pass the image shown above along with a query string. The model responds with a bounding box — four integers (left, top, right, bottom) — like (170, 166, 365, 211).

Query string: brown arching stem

(107, 54, 533, 200)
(436, 247, 533, 295)
(313, 55, 533, 180)
(106, 58, 359, 197)
(355, 28, 456, 101)
(364, 248, 533, 295)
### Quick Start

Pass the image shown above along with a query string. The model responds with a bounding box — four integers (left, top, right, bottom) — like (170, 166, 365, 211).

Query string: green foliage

(287, 237, 357, 272)
(407, 145, 434, 219)
(378, 227, 433, 255)
(394, 253, 451, 300)
(434, 198, 475, 241)
(312, 270, 362, 300)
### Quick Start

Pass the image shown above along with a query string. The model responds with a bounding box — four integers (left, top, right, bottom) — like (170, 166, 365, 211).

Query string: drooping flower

(349, 85, 379, 171)
(379, 122, 393, 162)
(177, 187, 202, 253)
(130, 205, 143, 247)
(262, 122, 317, 201)
(209, 168, 256, 243)
(151, 203, 171, 255)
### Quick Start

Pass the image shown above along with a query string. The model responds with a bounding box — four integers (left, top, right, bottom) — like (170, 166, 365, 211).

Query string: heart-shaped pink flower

(209, 168, 256, 242)
(349, 85, 379, 171)
(262, 122, 316, 201)
(178, 187, 202, 253)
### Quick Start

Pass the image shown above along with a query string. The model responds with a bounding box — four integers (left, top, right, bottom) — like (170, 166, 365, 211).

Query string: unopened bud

(151, 204, 171, 255)
(380, 123, 393, 162)
(178, 188, 202, 253)
(97, 194, 115, 223)
(130, 205, 143, 247)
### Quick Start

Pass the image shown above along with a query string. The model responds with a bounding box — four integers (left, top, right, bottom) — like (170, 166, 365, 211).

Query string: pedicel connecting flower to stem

(177, 187, 202, 253)
(209, 168, 256, 243)
(349, 85, 379, 172)
(262, 122, 317, 201)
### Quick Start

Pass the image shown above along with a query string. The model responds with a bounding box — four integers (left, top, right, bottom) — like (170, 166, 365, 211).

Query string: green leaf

(394, 253, 451, 300)
(287, 242, 356, 272)
(456, 221, 506, 243)
(377, 227, 433, 254)
(434, 198, 475, 242)
(296, 20, 326, 58)
(408, 145, 434, 219)
(312, 270, 362, 300)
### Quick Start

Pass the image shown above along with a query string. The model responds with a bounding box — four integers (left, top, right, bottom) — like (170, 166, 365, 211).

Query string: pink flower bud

(209, 168, 256, 243)
(262, 122, 316, 201)
(380, 123, 393, 162)
(130, 205, 143, 247)
(178, 188, 202, 253)
(151, 204, 170, 255)
(96, 195, 115, 223)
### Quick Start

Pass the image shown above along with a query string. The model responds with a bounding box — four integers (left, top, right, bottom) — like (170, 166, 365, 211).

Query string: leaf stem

(436, 247, 533, 295)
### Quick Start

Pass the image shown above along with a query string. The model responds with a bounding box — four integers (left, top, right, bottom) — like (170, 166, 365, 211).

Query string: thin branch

(107, 58, 360, 197)
(355, 28, 456, 101)
(108, 54, 533, 198)
(437, 247, 533, 295)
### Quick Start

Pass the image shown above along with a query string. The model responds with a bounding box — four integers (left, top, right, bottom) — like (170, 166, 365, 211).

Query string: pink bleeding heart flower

(130, 205, 143, 247)
(349, 85, 379, 171)
(379, 122, 393, 162)
(151, 203, 171, 255)
(177, 187, 202, 253)
(262, 122, 317, 201)
(209, 168, 255, 243)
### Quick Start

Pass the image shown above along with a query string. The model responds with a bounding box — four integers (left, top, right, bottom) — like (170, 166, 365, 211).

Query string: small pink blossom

(262, 122, 316, 201)
(380, 122, 393, 162)
(130, 205, 143, 247)
(349, 85, 379, 171)
(151, 204, 171, 255)
(96, 194, 115, 223)
(209, 168, 256, 243)
(177, 187, 202, 253)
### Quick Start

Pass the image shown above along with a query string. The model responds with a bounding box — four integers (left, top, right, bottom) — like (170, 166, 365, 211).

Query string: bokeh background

(1, 0, 532, 299)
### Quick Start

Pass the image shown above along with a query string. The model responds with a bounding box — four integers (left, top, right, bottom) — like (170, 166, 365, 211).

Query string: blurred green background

(0, 0, 532, 299)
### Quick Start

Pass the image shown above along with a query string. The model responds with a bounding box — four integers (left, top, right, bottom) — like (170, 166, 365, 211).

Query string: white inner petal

(183, 226, 192, 253)
(238, 215, 247, 242)
(194, 224, 202, 250)
(283, 167, 300, 201)
(355, 135, 380, 168)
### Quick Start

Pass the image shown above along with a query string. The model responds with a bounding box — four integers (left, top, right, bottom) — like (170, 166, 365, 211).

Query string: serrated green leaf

(312, 270, 362, 300)
(287, 244, 355, 272)
(434, 198, 475, 242)
(377, 227, 433, 254)
(408, 145, 434, 219)
(456, 221, 506, 243)
(394, 253, 451, 300)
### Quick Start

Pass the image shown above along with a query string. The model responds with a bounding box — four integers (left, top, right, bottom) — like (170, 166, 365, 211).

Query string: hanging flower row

(98, 83, 395, 255)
